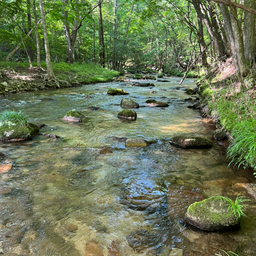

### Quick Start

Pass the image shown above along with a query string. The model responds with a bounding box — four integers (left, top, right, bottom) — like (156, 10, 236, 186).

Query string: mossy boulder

(185, 88, 197, 95)
(170, 135, 213, 149)
(145, 99, 156, 103)
(0, 122, 39, 142)
(125, 138, 149, 147)
(62, 110, 84, 122)
(107, 88, 129, 95)
(120, 99, 139, 109)
(117, 109, 137, 121)
(184, 196, 240, 231)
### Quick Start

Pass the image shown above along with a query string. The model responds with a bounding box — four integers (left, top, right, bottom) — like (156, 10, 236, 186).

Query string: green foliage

(217, 249, 240, 256)
(218, 196, 250, 218)
(0, 110, 28, 125)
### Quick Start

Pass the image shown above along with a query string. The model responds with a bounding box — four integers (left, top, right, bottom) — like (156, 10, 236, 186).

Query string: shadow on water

(0, 77, 256, 255)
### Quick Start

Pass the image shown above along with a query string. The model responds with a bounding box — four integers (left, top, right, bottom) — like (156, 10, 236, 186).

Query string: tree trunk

(27, 0, 34, 62)
(39, 0, 54, 78)
(98, 0, 105, 67)
(243, 0, 256, 66)
(31, 0, 41, 68)
(112, 0, 118, 70)
(229, 2, 248, 76)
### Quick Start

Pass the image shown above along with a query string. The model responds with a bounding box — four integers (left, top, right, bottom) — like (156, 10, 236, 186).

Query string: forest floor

(0, 62, 119, 96)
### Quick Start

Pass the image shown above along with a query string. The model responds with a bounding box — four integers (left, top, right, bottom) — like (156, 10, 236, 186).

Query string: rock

(132, 82, 154, 87)
(120, 179, 166, 212)
(214, 128, 228, 141)
(62, 110, 84, 122)
(150, 91, 157, 93)
(108, 240, 122, 256)
(126, 230, 161, 253)
(146, 99, 157, 103)
(0, 160, 12, 173)
(187, 102, 200, 109)
(169, 248, 183, 256)
(125, 138, 148, 147)
(42, 133, 61, 139)
(185, 88, 197, 95)
(0, 122, 39, 142)
(120, 99, 139, 109)
(184, 196, 240, 231)
(233, 183, 256, 199)
(157, 79, 169, 82)
(117, 110, 137, 121)
(112, 136, 127, 142)
(85, 241, 104, 256)
(170, 136, 213, 149)
(100, 148, 113, 154)
(107, 88, 129, 95)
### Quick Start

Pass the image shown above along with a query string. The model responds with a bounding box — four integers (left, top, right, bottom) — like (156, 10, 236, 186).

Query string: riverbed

(0, 77, 255, 256)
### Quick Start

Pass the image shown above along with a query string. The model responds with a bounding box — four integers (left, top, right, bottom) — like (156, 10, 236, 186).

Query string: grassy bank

(198, 69, 256, 173)
(0, 61, 119, 94)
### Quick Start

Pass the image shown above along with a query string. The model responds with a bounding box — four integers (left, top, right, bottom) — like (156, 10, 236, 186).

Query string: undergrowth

(0, 110, 28, 126)
(205, 85, 256, 171)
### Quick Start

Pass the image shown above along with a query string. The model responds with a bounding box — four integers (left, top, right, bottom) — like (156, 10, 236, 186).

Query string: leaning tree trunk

(38, 0, 54, 78)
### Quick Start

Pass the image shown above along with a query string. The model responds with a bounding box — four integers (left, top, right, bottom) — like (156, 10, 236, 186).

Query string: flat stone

(120, 98, 139, 109)
(125, 138, 148, 147)
(170, 136, 213, 149)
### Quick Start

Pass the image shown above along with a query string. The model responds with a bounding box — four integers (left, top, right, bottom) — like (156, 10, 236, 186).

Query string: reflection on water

(0, 78, 256, 255)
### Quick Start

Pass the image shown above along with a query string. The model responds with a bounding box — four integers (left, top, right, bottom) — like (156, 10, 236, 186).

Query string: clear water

(0, 77, 255, 256)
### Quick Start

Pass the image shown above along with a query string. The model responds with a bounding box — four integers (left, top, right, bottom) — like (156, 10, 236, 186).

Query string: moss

(107, 88, 129, 95)
(118, 109, 135, 117)
(66, 110, 83, 118)
(187, 196, 239, 226)
(0, 122, 39, 141)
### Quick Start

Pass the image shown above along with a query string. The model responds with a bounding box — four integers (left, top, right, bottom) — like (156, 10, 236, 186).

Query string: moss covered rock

(185, 88, 197, 95)
(107, 88, 129, 95)
(0, 122, 39, 142)
(184, 196, 240, 231)
(170, 135, 213, 149)
(120, 98, 139, 109)
(62, 110, 84, 122)
(117, 109, 137, 121)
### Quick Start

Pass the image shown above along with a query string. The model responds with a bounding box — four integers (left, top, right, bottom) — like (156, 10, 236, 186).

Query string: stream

(0, 77, 256, 256)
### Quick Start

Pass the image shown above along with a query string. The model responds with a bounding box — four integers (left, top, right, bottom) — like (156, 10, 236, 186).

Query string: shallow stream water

(0, 77, 256, 256)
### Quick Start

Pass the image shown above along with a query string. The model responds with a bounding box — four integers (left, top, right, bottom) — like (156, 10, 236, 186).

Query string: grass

(216, 249, 240, 256)
(0, 110, 28, 126)
(0, 61, 120, 84)
(217, 196, 250, 218)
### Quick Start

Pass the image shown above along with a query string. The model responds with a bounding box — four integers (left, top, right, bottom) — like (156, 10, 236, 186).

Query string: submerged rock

(125, 138, 148, 147)
(145, 99, 169, 107)
(126, 230, 161, 253)
(0, 122, 39, 142)
(184, 196, 240, 231)
(157, 79, 169, 82)
(132, 82, 154, 87)
(120, 98, 139, 109)
(170, 136, 213, 149)
(62, 110, 84, 122)
(117, 109, 137, 121)
(107, 88, 129, 95)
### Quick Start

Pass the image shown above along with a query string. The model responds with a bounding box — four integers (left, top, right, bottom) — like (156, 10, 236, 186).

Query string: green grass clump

(217, 249, 240, 256)
(0, 110, 28, 126)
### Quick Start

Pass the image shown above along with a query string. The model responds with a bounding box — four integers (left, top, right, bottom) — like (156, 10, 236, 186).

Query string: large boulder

(170, 136, 213, 149)
(107, 88, 129, 95)
(120, 99, 139, 109)
(0, 122, 39, 142)
(117, 110, 137, 121)
(184, 196, 240, 231)
(62, 110, 84, 122)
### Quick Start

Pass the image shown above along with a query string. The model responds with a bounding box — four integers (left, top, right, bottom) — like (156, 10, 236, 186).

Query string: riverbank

(197, 59, 256, 174)
(0, 61, 119, 95)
